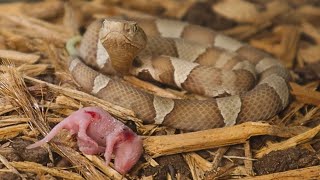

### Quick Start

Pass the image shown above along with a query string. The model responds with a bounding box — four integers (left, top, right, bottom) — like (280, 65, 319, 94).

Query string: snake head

(99, 19, 147, 50)
(99, 19, 147, 74)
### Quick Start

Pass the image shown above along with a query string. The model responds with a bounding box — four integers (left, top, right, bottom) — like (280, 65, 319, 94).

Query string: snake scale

(67, 17, 290, 131)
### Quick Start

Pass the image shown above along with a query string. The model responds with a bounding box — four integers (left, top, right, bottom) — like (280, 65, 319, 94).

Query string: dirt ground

(0, 0, 320, 179)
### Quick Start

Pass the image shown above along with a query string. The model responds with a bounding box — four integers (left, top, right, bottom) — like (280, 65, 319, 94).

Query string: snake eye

(132, 24, 138, 32)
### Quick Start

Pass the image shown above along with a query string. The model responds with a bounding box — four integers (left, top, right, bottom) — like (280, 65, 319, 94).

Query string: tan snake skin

(68, 18, 290, 131)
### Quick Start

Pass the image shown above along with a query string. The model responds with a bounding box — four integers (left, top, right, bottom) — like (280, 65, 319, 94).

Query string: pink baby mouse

(27, 107, 143, 174)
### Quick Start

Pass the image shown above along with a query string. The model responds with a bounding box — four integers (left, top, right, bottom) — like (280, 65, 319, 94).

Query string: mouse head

(113, 128, 143, 174)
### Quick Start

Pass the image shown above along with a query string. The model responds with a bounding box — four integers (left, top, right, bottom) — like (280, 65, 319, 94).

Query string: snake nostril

(132, 58, 142, 67)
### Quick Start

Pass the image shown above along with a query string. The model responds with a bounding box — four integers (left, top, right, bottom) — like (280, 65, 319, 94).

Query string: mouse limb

(76, 118, 100, 154)
(104, 130, 123, 166)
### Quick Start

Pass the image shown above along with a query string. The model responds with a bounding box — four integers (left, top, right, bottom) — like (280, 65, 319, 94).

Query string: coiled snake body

(68, 17, 290, 131)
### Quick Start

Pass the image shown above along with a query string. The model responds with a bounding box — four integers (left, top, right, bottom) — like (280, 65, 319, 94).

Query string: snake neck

(101, 38, 143, 75)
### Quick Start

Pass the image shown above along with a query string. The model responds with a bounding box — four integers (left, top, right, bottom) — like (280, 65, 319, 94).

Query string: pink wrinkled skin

(27, 107, 143, 174)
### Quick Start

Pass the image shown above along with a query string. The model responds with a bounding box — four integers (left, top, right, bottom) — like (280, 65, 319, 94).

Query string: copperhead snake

(67, 17, 290, 131)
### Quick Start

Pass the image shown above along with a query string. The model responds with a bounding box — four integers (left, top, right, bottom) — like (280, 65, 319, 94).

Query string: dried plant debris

(253, 147, 320, 175)
(182, 1, 236, 30)
(10, 138, 50, 164)
(143, 154, 191, 180)
(0, 0, 319, 179)
(294, 62, 320, 81)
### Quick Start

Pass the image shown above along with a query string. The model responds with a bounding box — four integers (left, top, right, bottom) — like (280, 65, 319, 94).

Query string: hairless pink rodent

(27, 107, 143, 174)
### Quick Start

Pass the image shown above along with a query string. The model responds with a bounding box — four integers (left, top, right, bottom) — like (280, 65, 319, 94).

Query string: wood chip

(84, 155, 124, 180)
(0, 124, 29, 140)
(298, 45, 320, 64)
(0, 49, 40, 64)
(212, 0, 260, 23)
(183, 153, 213, 180)
(143, 122, 309, 158)
(9, 161, 83, 180)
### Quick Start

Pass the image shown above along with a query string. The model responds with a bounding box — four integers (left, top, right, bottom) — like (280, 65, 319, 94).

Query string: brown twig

(243, 141, 254, 176)
(143, 122, 309, 158)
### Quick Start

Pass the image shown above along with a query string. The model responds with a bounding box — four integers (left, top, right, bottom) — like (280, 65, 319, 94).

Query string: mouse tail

(26, 120, 68, 149)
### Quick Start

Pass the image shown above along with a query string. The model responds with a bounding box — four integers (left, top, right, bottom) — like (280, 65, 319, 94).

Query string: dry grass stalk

(0, 2, 23, 15)
(250, 25, 300, 68)
(124, 76, 183, 99)
(243, 141, 254, 176)
(0, 14, 71, 43)
(0, 63, 49, 135)
(211, 147, 229, 170)
(290, 82, 320, 106)
(255, 124, 320, 158)
(9, 161, 83, 180)
(213, 0, 289, 24)
(0, 154, 26, 180)
(0, 117, 61, 127)
(0, 65, 110, 179)
(143, 122, 309, 158)
(0, 107, 17, 116)
(45, 42, 68, 73)
(55, 95, 82, 108)
(259, 1, 290, 21)
(223, 22, 272, 40)
(298, 45, 320, 64)
(280, 102, 305, 125)
(0, 0, 319, 179)
(103, 0, 195, 18)
(0, 50, 40, 64)
(0, 97, 16, 116)
(84, 155, 124, 180)
(63, 2, 82, 36)
(292, 107, 320, 126)
(20, 0, 64, 20)
(24, 76, 140, 123)
(275, 25, 300, 68)
(297, 5, 320, 17)
(0, 124, 29, 140)
(0, 64, 49, 79)
(0, 28, 37, 52)
(242, 165, 320, 180)
(183, 153, 213, 180)
(212, 0, 260, 23)
(301, 22, 320, 44)
(75, 0, 154, 20)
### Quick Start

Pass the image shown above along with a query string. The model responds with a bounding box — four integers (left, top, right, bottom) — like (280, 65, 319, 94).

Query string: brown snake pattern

(68, 18, 290, 131)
